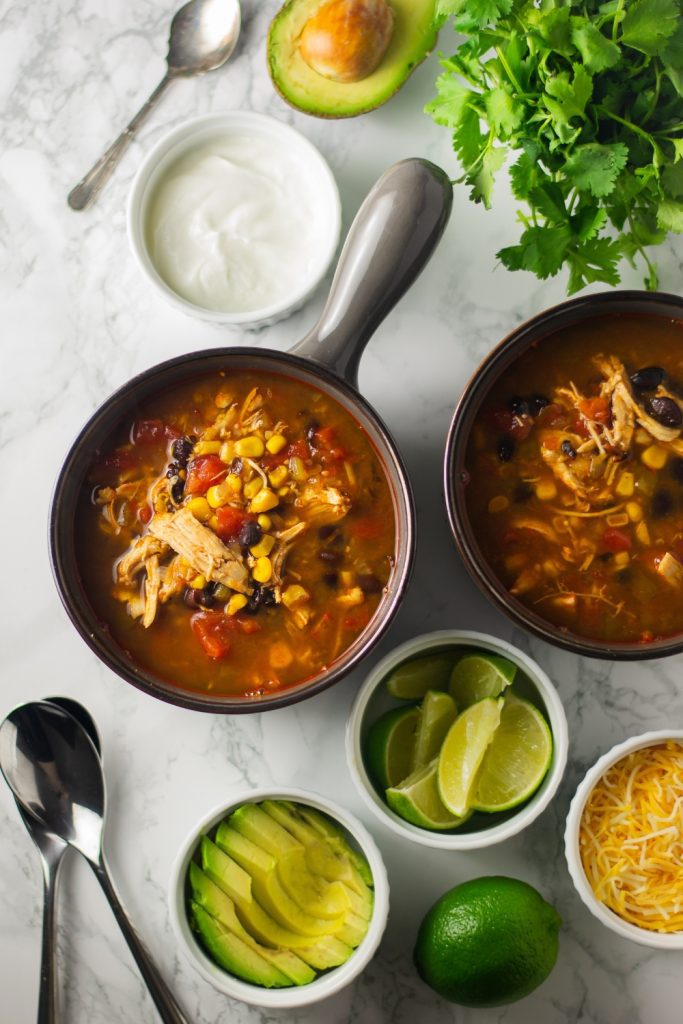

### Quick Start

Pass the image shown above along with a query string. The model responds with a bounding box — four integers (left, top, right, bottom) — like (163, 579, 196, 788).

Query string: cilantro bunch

(427, 0, 683, 292)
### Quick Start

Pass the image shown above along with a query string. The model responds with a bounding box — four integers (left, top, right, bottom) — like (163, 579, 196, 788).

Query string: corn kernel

(277, 487, 291, 498)
(226, 593, 248, 615)
(250, 534, 276, 558)
(614, 551, 630, 568)
(253, 556, 273, 583)
(235, 436, 265, 458)
(535, 480, 557, 501)
(257, 514, 272, 531)
(266, 433, 287, 455)
(626, 501, 643, 522)
(226, 474, 242, 494)
(193, 440, 222, 456)
(209, 515, 219, 532)
(190, 574, 207, 590)
(219, 441, 234, 464)
(206, 482, 231, 508)
(488, 495, 509, 514)
(186, 496, 212, 522)
(268, 465, 289, 489)
(289, 456, 308, 482)
(282, 584, 310, 609)
(244, 477, 263, 499)
(642, 445, 668, 470)
(337, 587, 365, 607)
(250, 488, 279, 514)
(636, 521, 651, 546)
(615, 471, 635, 497)
(215, 391, 233, 409)
(339, 570, 354, 588)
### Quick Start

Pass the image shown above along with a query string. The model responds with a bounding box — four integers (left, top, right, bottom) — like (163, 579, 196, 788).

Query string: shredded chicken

(296, 483, 351, 524)
(117, 534, 169, 585)
(148, 507, 249, 593)
(142, 555, 161, 628)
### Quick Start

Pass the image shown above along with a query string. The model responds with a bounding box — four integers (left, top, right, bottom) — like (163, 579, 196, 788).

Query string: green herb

(427, 0, 683, 292)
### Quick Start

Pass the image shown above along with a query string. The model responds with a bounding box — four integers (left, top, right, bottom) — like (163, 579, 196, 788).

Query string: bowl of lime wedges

(346, 631, 568, 850)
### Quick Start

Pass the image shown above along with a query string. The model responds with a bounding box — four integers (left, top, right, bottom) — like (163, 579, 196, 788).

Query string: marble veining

(2, 0, 683, 1021)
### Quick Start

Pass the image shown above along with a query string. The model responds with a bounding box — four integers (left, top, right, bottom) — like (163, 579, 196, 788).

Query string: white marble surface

(2, 1, 683, 1021)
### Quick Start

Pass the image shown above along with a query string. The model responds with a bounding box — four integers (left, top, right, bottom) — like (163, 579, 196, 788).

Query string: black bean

(498, 437, 515, 462)
(306, 419, 320, 445)
(238, 520, 262, 548)
(528, 394, 550, 416)
(245, 583, 276, 614)
(561, 439, 577, 459)
(184, 588, 205, 610)
(616, 568, 633, 584)
(318, 525, 336, 540)
(670, 457, 683, 484)
(230, 457, 243, 474)
(508, 396, 529, 417)
(652, 490, 674, 518)
(319, 550, 342, 565)
(513, 482, 534, 503)
(357, 573, 382, 594)
(630, 366, 665, 392)
(172, 436, 194, 465)
(646, 396, 682, 428)
(323, 572, 338, 589)
(166, 461, 181, 478)
(171, 479, 185, 504)
(597, 551, 613, 562)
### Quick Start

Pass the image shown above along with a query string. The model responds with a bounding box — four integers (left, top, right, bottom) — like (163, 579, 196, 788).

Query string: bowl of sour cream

(128, 112, 341, 328)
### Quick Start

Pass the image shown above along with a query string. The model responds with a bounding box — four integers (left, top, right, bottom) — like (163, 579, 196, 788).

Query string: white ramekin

(346, 630, 568, 850)
(127, 112, 341, 329)
(169, 787, 389, 1008)
(565, 730, 683, 949)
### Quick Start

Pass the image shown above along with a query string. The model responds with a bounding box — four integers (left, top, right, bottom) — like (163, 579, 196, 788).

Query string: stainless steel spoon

(68, 0, 241, 211)
(9, 700, 100, 1024)
(0, 702, 188, 1024)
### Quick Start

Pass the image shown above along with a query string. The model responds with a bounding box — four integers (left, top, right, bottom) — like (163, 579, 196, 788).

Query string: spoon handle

(67, 74, 173, 211)
(37, 851, 62, 1024)
(92, 859, 189, 1024)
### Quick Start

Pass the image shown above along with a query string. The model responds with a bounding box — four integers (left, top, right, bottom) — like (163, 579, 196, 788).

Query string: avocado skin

(190, 902, 292, 988)
(267, 0, 439, 119)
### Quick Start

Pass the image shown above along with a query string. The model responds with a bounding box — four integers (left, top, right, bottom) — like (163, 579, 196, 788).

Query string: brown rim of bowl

(444, 289, 683, 661)
(50, 348, 415, 712)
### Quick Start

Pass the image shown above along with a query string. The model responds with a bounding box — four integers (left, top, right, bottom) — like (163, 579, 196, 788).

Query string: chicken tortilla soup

(464, 313, 683, 646)
(77, 370, 396, 697)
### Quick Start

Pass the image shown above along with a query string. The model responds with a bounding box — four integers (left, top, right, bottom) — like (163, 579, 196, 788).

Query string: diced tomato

(579, 396, 610, 424)
(509, 415, 533, 442)
(537, 403, 567, 428)
(131, 419, 181, 445)
(215, 506, 250, 540)
(573, 418, 590, 439)
(185, 455, 226, 495)
(137, 504, 152, 524)
(354, 517, 382, 540)
(101, 447, 138, 473)
(491, 408, 515, 433)
(502, 529, 520, 545)
(313, 425, 347, 460)
(233, 616, 261, 635)
(602, 528, 632, 553)
(191, 612, 233, 659)
(287, 439, 311, 461)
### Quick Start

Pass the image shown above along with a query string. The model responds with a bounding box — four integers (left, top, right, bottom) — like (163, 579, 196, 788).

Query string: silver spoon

(0, 702, 188, 1024)
(68, 0, 241, 211)
(9, 700, 100, 1024)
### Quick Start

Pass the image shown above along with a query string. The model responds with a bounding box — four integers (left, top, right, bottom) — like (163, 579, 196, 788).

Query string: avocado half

(268, 0, 438, 118)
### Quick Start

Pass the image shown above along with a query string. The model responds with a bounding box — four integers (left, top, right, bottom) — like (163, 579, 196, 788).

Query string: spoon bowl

(168, 0, 241, 74)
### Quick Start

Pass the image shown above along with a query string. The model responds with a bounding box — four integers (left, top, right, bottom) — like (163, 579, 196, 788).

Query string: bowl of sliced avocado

(170, 789, 389, 1007)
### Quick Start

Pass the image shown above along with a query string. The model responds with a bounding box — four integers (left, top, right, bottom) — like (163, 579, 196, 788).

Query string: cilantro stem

(596, 107, 655, 147)
(494, 46, 526, 98)
(612, 0, 625, 42)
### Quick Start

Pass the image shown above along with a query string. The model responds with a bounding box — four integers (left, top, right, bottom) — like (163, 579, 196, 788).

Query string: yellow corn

(488, 495, 509, 514)
(337, 587, 365, 607)
(226, 593, 248, 615)
(277, 486, 291, 498)
(266, 433, 287, 455)
(250, 534, 276, 558)
(225, 474, 242, 494)
(615, 472, 635, 497)
(626, 502, 643, 522)
(209, 515, 219, 531)
(614, 551, 630, 568)
(535, 480, 557, 501)
(268, 465, 289, 489)
(186, 496, 212, 522)
(250, 488, 279, 514)
(606, 513, 629, 527)
(206, 482, 234, 508)
(235, 436, 265, 458)
(252, 556, 272, 583)
(190, 574, 207, 590)
(257, 514, 272, 531)
(642, 445, 668, 470)
(243, 477, 263, 500)
(636, 521, 651, 546)
(219, 441, 234, 464)
(344, 461, 356, 487)
(339, 570, 355, 588)
(193, 440, 222, 456)
(215, 391, 233, 409)
(282, 584, 310, 609)
(289, 456, 307, 482)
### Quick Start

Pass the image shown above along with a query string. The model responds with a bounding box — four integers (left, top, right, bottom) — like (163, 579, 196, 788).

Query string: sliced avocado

(229, 803, 303, 856)
(190, 902, 292, 988)
(268, 0, 438, 118)
(214, 823, 346, 937)
(335, 911, 369, 948)
(295, 805, 374, 887)
(277, 847, 350, 920)
(296, 935, 355, 970)
(189, 864, 315, 986)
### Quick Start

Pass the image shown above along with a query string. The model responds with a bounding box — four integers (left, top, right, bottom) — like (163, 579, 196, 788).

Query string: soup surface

(465, 313, 683, 645)
(78, 370, 395, 697)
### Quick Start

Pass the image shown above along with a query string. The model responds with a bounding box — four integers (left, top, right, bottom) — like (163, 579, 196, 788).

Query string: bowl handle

(291, 158, 453, 388)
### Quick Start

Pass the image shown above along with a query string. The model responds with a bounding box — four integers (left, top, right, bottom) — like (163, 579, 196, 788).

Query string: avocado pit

(299, 0, 395, 84)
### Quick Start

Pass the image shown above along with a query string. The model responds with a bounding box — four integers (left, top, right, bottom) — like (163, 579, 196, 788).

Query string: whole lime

(414, 876, 561, 1007)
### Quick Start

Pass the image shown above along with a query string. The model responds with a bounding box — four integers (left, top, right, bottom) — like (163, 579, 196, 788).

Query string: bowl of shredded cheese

(565, 731, 683, 948)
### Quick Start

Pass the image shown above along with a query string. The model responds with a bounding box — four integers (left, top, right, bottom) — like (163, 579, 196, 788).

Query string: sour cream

(144, 131, 333, 314)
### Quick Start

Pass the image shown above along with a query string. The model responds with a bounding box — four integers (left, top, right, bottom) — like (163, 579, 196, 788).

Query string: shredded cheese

(579, 742, 683, 932)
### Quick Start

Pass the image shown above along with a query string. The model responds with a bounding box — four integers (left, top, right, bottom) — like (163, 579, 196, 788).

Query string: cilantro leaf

(566, 237, 622, 294)
(570, 18, 622, 72)
(509, 152, 540, 200)
(543, 65, 593, 137)
(484, 87, 524, 136)
(471, 145, 507, 207)
(498, 225, 573, 278)
(436, 0, 513, 31)
(453, 106, 488, 174)
(657, 197, 683, 231)
(620, 0, 679, 56)
(424, 74, 472, 128)
(564, 143, 629, 197)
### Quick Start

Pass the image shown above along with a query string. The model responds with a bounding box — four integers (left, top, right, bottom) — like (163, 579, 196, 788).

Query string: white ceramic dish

(565, 730, 683, 949)
(128, 112, 341, 328)
(169, 787, 389, 1008)
(346, 629, 568, 850)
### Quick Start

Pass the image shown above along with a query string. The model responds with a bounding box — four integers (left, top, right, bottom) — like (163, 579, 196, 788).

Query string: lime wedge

(386, 655, 455, 700)
(448, 653, 516, 708)
(386, 760, 469, 831)
(412, 691, 458, 771)
(365, 706, 419, 789)
(472, 694, 553, 812)
(437, 698, 503, 817)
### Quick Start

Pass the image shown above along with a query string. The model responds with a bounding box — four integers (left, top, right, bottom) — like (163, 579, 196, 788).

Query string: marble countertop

(2, 1, 683, 1021)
